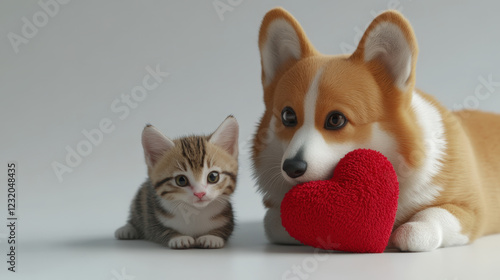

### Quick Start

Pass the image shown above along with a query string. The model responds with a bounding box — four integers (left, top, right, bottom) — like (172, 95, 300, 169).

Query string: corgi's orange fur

(252, 8, 500, 251)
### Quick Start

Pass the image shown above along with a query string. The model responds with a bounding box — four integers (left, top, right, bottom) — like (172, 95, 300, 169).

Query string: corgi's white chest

(393, 92, 446, 223)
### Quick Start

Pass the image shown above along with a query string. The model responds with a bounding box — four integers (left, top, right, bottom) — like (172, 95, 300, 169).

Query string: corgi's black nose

(283, 159, 307, 178)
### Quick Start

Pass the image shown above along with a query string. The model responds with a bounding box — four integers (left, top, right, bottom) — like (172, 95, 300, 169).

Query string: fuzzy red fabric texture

(281, 149, 399, 253)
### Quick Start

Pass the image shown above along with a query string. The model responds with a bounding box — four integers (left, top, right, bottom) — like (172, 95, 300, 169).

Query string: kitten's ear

(142, 124, 175, 168)
(350, 10, 418, 92)
(209, 116, 239, 159)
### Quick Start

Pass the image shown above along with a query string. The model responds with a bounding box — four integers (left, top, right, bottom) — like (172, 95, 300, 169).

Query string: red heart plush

(281, 149, 399, 253)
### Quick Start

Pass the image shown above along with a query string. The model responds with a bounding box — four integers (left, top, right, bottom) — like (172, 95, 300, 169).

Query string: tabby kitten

(115, 116, 239, 249)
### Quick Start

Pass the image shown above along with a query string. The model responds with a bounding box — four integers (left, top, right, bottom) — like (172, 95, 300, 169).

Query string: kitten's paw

(390, 221, 442, 252)
(115, 224, 140, 240)
(196, 235, 225, 249)
(168, 236, 195, 249)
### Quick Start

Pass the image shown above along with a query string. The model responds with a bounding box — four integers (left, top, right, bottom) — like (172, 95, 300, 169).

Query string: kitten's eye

(281, 107, 297, 127)
(207, 171, 219, 184)
(324, 111, 348, 130)
(175, 175, 189, 187)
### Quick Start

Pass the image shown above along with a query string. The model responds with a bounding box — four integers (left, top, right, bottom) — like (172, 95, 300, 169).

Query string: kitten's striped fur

(115, 116, 239, 249)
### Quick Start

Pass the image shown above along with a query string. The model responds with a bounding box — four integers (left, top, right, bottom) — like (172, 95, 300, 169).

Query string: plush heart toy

(281, 149, 399, 253)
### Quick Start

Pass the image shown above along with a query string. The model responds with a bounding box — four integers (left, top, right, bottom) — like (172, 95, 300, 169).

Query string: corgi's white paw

(115, 224, 140, 240)
(265, 208, 302, 245)
(391, 221, 442, 252)
(391, 207, 471, 251)
(196, 235, 225, 249)
(169, 236, 195, 249)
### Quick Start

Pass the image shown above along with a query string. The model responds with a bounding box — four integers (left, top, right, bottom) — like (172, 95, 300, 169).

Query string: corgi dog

(252, 8, 500, 251)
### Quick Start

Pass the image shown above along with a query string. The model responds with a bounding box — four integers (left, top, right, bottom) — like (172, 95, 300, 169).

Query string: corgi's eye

(207, 171, 219, 184)
(325, 111, 347, 130)
(281, 107, 297, 127)
(175, 175, 189, 187)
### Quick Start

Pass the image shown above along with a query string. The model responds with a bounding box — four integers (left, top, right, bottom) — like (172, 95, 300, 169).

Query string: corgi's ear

(259, 7, 317, 86)
(351, 10, 418, 92)
(142, 124, 175, 168)
(209, 116, 239, 159)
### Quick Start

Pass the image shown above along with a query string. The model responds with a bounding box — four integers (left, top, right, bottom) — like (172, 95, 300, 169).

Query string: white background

(1, 0, 500, 279)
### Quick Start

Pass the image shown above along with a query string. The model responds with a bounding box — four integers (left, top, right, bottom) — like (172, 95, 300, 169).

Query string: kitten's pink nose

(194, 192, 206, 199)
